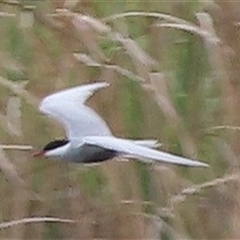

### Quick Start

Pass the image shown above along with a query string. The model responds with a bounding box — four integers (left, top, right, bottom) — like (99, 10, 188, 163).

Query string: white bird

(33, 82, 208, 167)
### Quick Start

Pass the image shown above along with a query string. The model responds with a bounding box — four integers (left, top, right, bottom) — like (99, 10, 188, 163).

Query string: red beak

(32, 149, 45, 157)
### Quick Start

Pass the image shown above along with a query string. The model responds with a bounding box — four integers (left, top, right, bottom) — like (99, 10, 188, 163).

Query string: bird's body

(34, 82, 208, 168)
(44, 141, 117, 163)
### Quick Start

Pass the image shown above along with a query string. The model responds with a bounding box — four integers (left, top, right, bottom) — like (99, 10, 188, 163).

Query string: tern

(33, 82, 208, 167)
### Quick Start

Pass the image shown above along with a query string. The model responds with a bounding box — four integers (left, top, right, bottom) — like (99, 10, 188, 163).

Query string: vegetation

(0, 0, 240, 239)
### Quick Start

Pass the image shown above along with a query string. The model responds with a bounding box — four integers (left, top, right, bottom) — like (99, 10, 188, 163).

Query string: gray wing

(82, 136, 209, 167)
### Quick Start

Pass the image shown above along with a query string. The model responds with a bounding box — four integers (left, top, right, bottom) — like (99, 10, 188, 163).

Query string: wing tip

(200, 162, 209, 167)
(94, 81, 110, 88)
(85, 81, 110, 97)
(188, 161, 209, 168)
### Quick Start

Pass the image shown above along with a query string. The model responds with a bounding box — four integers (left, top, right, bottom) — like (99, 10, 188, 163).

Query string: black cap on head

(43, 139, 69, 151)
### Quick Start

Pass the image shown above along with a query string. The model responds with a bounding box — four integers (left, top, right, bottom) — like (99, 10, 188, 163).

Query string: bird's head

(33, 139, 69, 158)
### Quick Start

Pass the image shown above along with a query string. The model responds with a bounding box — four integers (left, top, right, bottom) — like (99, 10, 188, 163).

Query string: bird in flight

(33, 82, 208, 167)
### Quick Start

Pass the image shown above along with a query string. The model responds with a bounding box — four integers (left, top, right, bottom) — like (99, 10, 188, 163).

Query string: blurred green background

(1, 0, 240, 239)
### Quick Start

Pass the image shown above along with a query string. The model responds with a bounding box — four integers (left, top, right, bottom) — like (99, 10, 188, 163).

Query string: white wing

(82, 136, 208, 167)
(39, 82, 112, 139)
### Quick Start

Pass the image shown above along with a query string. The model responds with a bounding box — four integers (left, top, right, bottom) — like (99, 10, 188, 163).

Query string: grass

(0, 0, 239, 239)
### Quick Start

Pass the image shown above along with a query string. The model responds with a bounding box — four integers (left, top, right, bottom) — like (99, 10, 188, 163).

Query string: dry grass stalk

(0, 148, 26, 187)
(111, 32, 157, 66)
(196, 12, 230, 81)
(213, 138, 239, 167)
(0, 11, 16, 17)
(0, 145, 33, 150)
(199, 6, 240, 159)
(72, 13, 157, 66)
(157, 22, 220, 44)
(210, 125, 240, 131)
(63, 0, 79, 10)
(7, 96, 22, 136)
(196, 12, 218, 40)
(20, 11, 34, 28)
(0, 217, 76, 230)
(0, 111, 19, 136)
(73, 15, 107, 62)
(0, 0, 20, 6)
(167, 173, 240, 209)
(103, 11, 191, 26)
(73, 53, 145, 82)
(73, 13, 110, 34)
(0, 79, 23, 137)
(0, 76, 39, 107)
(149, 73, 197, 157)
